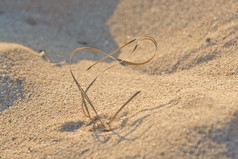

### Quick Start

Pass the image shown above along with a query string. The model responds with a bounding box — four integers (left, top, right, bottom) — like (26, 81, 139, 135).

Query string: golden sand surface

(1, 0, 238, 158)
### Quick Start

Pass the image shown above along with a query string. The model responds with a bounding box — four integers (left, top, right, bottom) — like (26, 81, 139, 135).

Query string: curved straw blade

(82, 36, 157, 112)
(69, 35, 157, 130)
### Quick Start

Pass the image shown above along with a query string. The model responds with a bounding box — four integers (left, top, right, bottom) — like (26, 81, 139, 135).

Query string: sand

(0, 0, 238, 158)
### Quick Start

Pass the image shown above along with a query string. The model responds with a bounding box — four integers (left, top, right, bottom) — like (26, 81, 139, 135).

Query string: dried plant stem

(69, 35, 157, 130)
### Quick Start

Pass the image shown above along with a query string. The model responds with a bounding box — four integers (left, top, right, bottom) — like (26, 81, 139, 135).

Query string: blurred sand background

(0, 0, 238, 158)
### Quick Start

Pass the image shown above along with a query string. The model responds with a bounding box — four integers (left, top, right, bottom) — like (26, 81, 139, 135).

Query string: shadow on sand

(61, 97, 181, 145)
(0, 0, 120, 63)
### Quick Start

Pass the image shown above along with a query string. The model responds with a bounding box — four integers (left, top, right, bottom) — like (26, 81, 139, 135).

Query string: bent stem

(69, 35, 157, 131)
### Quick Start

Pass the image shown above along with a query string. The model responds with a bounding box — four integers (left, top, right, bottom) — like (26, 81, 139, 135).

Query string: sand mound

(1, 42, 237, 158)
(1, 0, 238, 158)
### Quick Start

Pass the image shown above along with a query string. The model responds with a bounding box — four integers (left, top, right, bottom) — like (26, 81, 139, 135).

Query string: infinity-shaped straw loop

(70, 35, 157, 130)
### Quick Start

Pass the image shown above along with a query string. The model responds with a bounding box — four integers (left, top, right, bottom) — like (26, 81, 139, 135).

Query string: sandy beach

(1, 0, 238, 158)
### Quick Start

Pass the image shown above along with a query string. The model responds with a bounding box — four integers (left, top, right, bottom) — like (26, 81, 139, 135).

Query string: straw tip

(86, 66, 92, 71)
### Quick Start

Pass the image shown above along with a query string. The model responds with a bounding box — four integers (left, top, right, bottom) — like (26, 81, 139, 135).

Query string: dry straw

(70, 35, 157, 131)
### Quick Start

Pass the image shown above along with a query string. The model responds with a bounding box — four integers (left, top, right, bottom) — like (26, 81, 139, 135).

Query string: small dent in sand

(80, 148, 90, 156)
(25, 16, 37, 26)
(206, 38, 211, 43)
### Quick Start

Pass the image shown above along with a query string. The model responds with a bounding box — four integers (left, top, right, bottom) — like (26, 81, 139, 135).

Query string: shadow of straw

(60, 97, 180, 144)
(90, 97, 181, 144)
